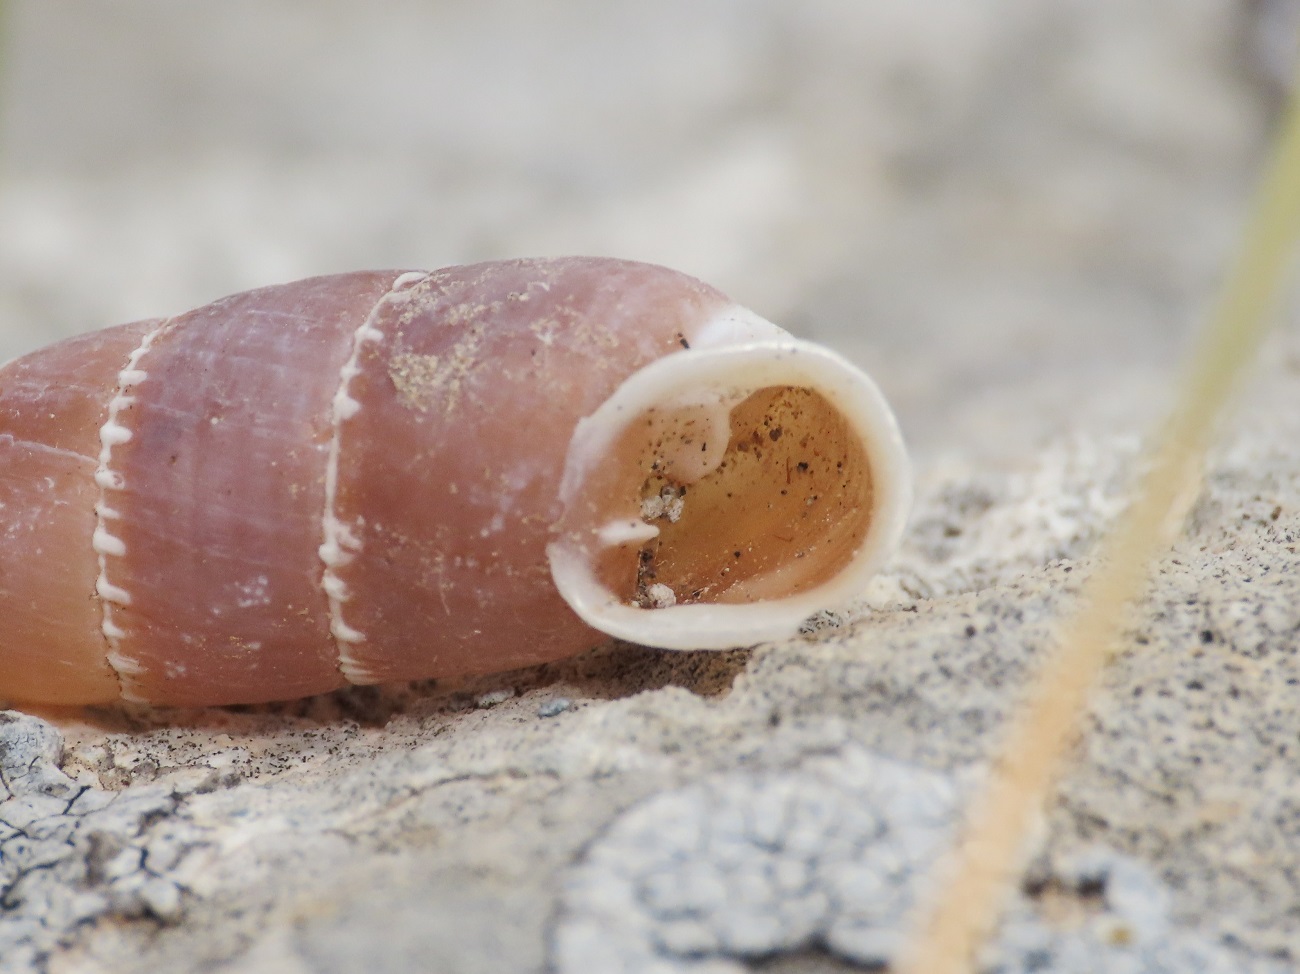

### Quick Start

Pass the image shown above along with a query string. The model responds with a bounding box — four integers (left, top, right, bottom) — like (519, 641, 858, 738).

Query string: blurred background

(0, 0, 1293, 457)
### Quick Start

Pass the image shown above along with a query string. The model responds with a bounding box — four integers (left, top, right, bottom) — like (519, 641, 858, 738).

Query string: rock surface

(2, 1, 1300, 972)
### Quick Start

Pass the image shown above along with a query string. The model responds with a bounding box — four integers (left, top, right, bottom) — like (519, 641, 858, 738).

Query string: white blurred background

(0, 0, 1289, 455)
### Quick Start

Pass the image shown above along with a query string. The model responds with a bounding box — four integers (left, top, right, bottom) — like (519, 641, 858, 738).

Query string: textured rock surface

(2, 1, 1300, 972)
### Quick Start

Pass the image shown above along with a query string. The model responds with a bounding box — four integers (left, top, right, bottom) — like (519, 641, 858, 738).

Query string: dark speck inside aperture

(769, 427, 783, 441)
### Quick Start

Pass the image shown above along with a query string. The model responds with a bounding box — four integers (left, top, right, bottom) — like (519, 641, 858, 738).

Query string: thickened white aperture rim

(547, 326, 911, 651)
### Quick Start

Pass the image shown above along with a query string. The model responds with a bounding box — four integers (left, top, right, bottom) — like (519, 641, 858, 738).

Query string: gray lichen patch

(553, 748, 959, 972)
(988, 850, 1292, 974)
(0, 712, 209, 973)
(551, 749, 1286, 973)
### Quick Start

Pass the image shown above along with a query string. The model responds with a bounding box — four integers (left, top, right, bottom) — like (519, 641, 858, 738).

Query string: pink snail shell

(0, 257, 909, 707)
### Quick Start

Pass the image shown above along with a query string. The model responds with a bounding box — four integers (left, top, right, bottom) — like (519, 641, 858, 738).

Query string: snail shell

(0, 258, 909, 707)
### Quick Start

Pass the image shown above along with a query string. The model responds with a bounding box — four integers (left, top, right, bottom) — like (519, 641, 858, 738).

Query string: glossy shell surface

(0, 258, 908, 706)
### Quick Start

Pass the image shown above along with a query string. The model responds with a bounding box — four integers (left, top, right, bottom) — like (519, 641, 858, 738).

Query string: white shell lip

(547, 307, 911, 651)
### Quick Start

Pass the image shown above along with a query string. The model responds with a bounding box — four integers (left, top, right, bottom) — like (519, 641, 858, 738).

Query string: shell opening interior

(590, 385, 874, 609)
